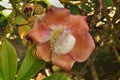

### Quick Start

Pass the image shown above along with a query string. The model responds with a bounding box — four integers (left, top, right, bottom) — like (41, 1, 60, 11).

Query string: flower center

(50, 27, 76, 54)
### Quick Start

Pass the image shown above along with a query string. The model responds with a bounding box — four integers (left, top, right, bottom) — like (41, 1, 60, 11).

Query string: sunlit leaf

(18, 25, 31, 39)
(15, 16, 27, 25)
(0, 39, 17, 80)
(16, 45, 46, 80)
(0, 0, 12, 9)
(16, 16, 31, 39)
(43, 73, 67, 80)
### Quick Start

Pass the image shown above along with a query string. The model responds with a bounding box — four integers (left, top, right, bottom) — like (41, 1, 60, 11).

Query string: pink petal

(67, 15, 89, 33)
(28, 19, 51, 44)
(69, 33, 95, 62)
(36, 42, 52, 61)
(43, 7, 70, 29)
(51, 54, 75, 71)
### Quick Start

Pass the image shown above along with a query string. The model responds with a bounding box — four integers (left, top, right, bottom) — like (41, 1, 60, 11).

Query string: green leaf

(0, 64, 4, 79)
(43, 73, 67, 80)
(68, 5, 80, 15)
(0, 13, 6, 23)
(0, 39, 17, 80)
(16, 45, 46, 80)
(15, 16, 25, 25)
(104, 0, 114, 7)
(81, 4, 92, 13)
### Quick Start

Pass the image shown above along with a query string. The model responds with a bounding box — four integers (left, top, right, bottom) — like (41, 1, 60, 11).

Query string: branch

(87, 58, 99, 80)
(9, 0, 27, 19)
(90, 0, 103, 29)
(112, 1, 120, 24)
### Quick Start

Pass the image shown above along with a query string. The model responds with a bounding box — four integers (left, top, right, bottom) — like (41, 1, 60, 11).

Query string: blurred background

(0, 0, 120, 80)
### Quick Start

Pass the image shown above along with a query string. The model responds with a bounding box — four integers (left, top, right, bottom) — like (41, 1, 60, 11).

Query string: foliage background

(0, 0, 120, 80)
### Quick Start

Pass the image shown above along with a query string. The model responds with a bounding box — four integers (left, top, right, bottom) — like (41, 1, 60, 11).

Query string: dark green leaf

(43, 73, 67, 80)
(0, 13, 7, 27)
(38, 1, 47, 8)
(0, 39, 18, 80)
(16, 45, 46, 80)
(104, 0, 114, 7)
(68, 5, 80, 14)
(0, 5, 5, 11)
(81, 4, 92, 13)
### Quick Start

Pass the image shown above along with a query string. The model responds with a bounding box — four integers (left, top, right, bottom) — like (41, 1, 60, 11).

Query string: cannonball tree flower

(28, 7, 95, 71)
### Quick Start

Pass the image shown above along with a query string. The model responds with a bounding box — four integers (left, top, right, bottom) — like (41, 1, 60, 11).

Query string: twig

(112, 1, 120, 24)
(101, 0, 113, 28)
(9, 0, 27, 19)
(87, 58, 99, 80)
(111, 45, 120, 63)
(90, 0, 103, 29)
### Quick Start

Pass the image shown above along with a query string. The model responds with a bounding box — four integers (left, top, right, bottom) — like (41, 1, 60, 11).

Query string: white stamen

(53, 34, 76, 54)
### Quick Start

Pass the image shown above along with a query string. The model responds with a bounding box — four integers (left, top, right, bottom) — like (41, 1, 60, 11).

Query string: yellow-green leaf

(0, 39, 17, 80)
(16, 45, 46, 80)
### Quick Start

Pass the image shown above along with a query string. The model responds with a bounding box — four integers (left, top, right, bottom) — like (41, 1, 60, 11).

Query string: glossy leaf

(43, 73, 67, 80)
(16, 45, 46, 80)
(0, 39, 17, 80)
